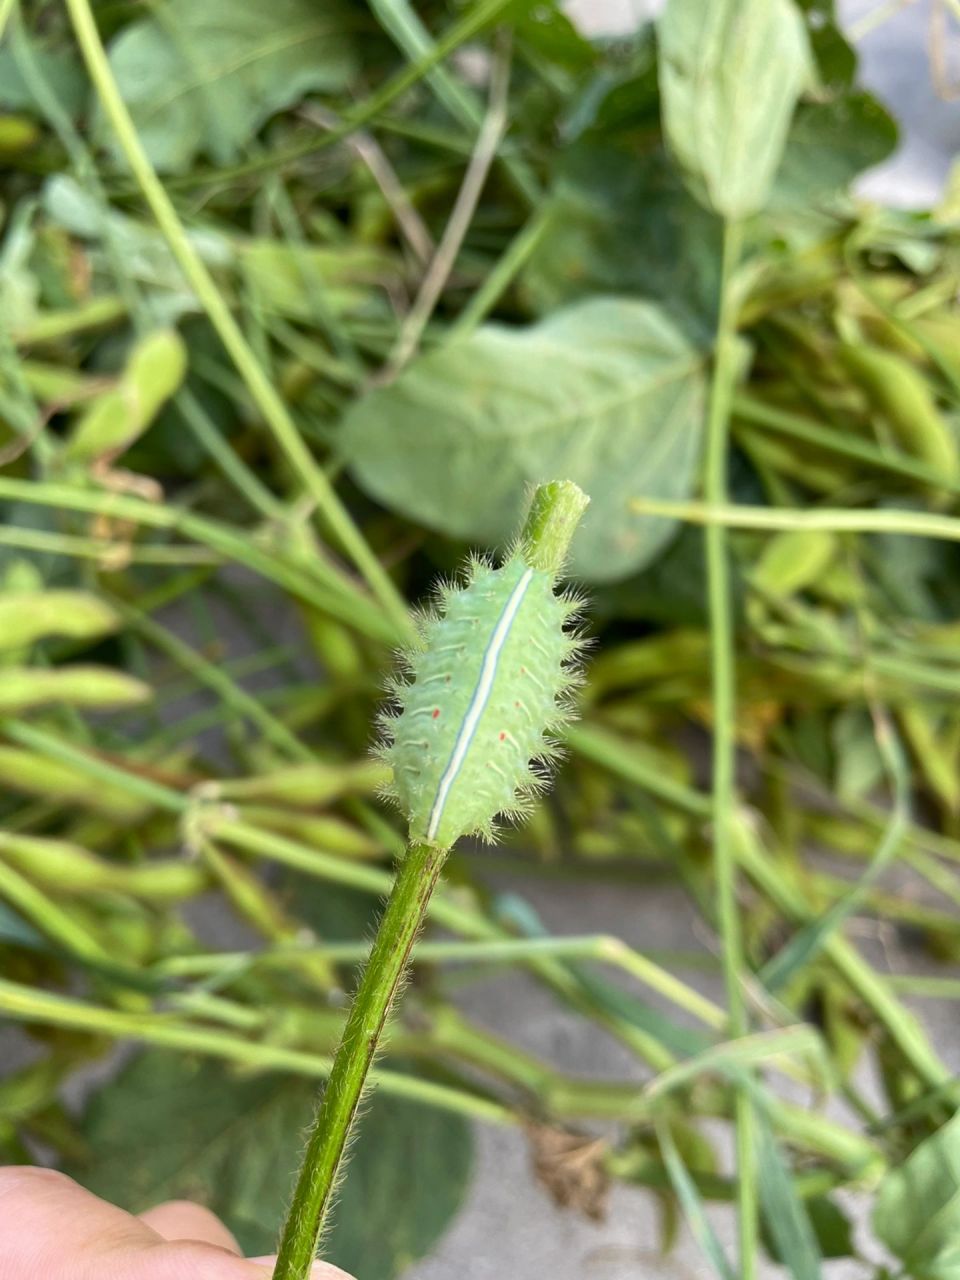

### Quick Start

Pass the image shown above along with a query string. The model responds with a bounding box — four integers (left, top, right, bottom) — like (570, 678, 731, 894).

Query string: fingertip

(138, 1200, 241, 1254)
(248, 1256, 357, 1279)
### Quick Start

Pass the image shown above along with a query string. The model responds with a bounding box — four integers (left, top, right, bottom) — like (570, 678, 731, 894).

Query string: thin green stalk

(62, 0, 413, 642)
(156, 933, 727, 1030)
(0, 475, 397, 644)
(272, 841, 448, 1278)
(704, 218, 757, 1280)
(732, 392, 960, 494)
(887, 975, 960, 999)
(0, 975, 507, 1124)
(109, 599, 314, 764)
(0, 859, 114, 964)
(175, 386, 285, 522)
(0, 0, 16, 39)
(13, 296, 127, 344)
(0, 526, 217, 564)
(450, 201, 556, 338)
(367, 0, 538, 206)
(571, 722, 951, 1088)
(629, 497, 960, 543)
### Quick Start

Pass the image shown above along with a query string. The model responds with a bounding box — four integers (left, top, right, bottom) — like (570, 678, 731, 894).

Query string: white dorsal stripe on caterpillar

(426, 566, 534, 841)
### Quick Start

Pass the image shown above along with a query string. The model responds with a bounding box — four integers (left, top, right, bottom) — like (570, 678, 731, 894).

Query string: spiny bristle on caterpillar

(377, 481, 590, 850)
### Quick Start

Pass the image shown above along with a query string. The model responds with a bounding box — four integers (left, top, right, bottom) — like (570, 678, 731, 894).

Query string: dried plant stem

(380, 37, 511, 379)
(272, 840, 449, 1280)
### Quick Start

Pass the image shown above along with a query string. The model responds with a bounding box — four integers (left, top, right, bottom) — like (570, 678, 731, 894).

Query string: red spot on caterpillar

(520, 666, 526, 675)
(432, 708, 440, 719)
(499, 732, 506, 741)
(514, 700, 520, 708)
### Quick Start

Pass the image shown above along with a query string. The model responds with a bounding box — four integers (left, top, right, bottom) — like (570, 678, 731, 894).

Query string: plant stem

(629, 497, 960, 542)
(732, 393, 960, 494)
(0, 475, 397, 644)
(272, 840, 449, 1280)
(381, 35, 511, 378)
(450, 201, 555, 338)
(703, 217, 758, 1280)
(569, 724, 951, 1088)
(62, 0, 413, 643)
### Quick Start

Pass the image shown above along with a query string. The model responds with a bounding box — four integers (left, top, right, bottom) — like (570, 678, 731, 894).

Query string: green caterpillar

(380, 482, 588, 848)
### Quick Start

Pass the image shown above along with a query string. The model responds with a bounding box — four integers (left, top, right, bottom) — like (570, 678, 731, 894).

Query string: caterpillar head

(378, 481, 590, 849)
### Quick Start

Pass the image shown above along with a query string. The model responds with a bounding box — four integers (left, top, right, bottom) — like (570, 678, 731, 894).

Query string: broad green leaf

(343, 297, 706, 583)
(0, 47, 85, 117)
(100, 0, 358, 172)
(795, 0, 856, 88)
(68, 1051, 473, 1280)
(520, 146, 721, 337)
(874, 1110, 960, 1279)
(658, 0, 814, 218)
(772, 92, 898, 208)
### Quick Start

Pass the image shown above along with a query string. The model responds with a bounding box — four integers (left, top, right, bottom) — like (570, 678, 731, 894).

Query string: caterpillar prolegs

(380, 480, 590, 849)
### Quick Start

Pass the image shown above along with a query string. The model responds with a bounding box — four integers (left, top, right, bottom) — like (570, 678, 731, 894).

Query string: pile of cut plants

(2, 0, 960, 1276)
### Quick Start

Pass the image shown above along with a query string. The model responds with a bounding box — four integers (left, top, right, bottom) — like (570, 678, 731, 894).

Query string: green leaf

(100, 0, 358, 172)
(764, 1194, 854, 1263)
(874, 1110, 960, 1279)
(755, 1109, 822, 1280)
(519, 146, 721, 337)
(772, 92, 898, 207)
(67, 1050, 473, 1280)
(343, 297, 706, 583)
(658, 0, 813, 218)
(795, 0, 856, 88)
(0, 47, 86, 117)
(654, 1113, 737, 1280)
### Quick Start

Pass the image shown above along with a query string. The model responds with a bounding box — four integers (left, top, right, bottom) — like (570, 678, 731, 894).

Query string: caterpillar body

(381, 484, 588, 849)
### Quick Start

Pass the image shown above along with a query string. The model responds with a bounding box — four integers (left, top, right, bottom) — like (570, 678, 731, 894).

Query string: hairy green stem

(704, 218, 757, 1280)
(272, 840, 449, 1279)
